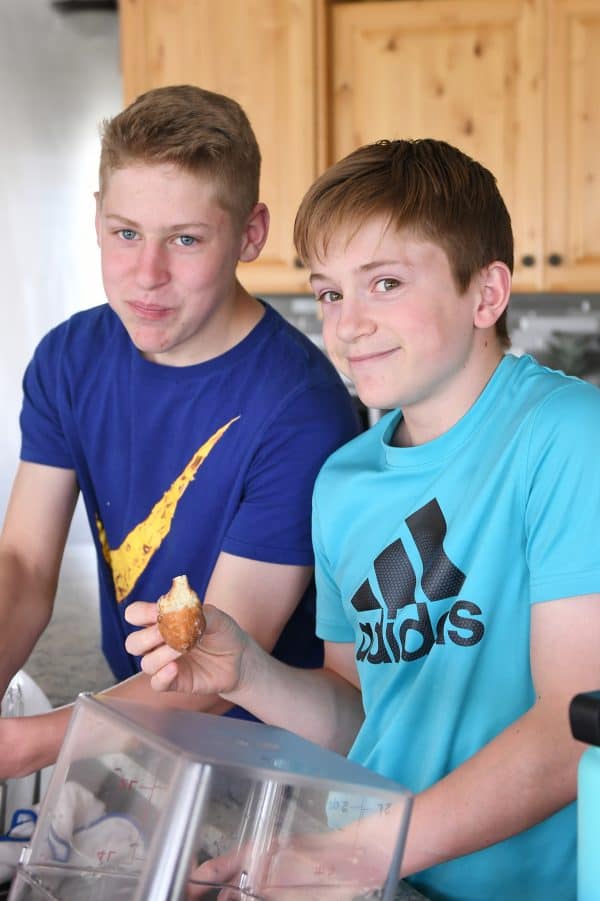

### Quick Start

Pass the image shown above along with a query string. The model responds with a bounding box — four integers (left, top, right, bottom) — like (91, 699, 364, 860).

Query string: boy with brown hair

(0, 85, 358, 777)
(129, 138, 600, 899)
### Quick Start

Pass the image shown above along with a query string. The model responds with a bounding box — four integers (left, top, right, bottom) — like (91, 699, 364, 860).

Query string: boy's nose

(335, 296, 375, 342)
(134, 242, 170, 289)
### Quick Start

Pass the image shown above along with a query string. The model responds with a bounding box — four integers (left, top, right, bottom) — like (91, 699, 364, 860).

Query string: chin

(355, 393, 393, 412)
(128, 324, 173, 355)
(352, 382, 398, 412)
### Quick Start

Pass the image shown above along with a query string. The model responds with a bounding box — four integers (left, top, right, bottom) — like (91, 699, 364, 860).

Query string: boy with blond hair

(130, 138, 600, 900)
(0, 85, 358, 778)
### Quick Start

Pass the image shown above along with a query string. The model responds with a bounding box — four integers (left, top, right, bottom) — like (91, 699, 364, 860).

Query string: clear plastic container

(9, 694, 412, 901)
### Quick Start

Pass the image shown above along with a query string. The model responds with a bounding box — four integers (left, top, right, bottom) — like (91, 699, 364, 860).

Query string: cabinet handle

(521, 254, 536, 267)
(547, 253, 563, 266)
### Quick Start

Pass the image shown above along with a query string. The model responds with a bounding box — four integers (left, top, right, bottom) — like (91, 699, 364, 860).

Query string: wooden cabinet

(545, 0, 600, 291)
(119, 0, 326, 294)
(119, 0, 600, 294)
(330, 0, 600, 292)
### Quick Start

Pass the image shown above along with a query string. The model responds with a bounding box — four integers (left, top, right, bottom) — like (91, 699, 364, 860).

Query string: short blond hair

(99, 84, 261, 229)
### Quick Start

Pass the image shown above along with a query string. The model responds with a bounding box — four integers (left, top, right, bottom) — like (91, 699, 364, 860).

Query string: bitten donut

(156, 574, 206, 652)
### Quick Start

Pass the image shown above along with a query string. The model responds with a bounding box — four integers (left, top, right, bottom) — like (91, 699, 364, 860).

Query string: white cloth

(0, 807, 37, 883)
(0, 781, 145, 885)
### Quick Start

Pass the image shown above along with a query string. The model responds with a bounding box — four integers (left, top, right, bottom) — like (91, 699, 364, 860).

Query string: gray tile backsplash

(509, 294, 600, 384)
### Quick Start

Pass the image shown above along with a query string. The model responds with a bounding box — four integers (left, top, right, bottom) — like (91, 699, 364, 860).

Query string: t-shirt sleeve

(19, 331, 74, 469)
(222, 383, 358, 566)
(526, 381, 600, 603)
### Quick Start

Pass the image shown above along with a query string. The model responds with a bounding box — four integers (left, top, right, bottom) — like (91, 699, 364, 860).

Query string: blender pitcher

(570, 690, 600, 901)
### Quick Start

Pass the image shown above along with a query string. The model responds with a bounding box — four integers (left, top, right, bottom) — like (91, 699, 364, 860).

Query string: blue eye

(119, 229, 138, 241)
(176, 235, 197, 247)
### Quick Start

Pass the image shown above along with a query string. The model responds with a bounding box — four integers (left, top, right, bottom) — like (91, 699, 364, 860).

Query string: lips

(347, 348, 398, 365)
(127, 300, 173, 320)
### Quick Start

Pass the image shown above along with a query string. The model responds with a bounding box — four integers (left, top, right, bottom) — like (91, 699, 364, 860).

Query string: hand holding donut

(124, 575, 250, 697)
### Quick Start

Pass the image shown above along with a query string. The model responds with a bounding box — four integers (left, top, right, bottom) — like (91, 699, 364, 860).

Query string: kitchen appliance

(0, 672, 53, 836)
(570, 691, 600, 901)
(9, 693, 412, 900)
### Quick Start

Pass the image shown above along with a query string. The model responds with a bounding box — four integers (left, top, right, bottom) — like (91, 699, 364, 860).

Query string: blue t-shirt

(313, 354, 600, 901)
(20, 302, 359, 703)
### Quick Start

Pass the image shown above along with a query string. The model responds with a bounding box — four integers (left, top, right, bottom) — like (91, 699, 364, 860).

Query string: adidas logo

(350, 499, 484, 663)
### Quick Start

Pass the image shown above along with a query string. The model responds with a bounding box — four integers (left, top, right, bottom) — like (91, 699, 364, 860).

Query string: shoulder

(252, 304, 359, 434)
(510, 354, 600, 433)
(315, 411, 390, 490)
(258, 303, 347, 389)
(503, 356, 600, 488)
(24, 306, 129, 406)
(34, 304, 122, 357)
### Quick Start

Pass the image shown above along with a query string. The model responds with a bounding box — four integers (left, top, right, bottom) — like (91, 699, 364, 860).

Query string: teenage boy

(0, 85, 358, 779)
(128, 139, 600, 900)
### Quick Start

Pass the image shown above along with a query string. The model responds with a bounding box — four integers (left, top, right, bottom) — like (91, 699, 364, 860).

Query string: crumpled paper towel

(0, 781, 145, 885)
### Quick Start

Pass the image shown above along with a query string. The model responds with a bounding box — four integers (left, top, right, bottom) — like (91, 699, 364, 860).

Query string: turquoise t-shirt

(314, 354, 600, 901)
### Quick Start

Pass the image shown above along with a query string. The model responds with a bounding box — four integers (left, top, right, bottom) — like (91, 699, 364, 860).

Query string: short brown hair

(99, 84, 261, 228)
(294, 139, 513, 347)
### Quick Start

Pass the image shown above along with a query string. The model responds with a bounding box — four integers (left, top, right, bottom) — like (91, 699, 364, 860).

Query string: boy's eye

(317, 290, 342, 304)
(118, 229, 138, 241)
(374, 277, 400, 292)
(175, 235, 197, 247)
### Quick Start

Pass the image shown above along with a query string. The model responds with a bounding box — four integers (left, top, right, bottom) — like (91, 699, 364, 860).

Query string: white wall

(0, 1, 122, 543)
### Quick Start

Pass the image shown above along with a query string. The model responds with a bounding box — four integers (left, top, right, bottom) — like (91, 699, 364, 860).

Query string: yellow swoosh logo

(96, 417, 239, 602)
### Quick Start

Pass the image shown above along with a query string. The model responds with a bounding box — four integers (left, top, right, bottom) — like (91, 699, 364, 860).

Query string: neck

(393, 343, 505, 448)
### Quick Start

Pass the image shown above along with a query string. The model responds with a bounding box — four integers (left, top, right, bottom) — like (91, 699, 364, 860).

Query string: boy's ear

(238, 202, 270, 263)
(473, 261, 511, 329)
(94, 191, 102, 247)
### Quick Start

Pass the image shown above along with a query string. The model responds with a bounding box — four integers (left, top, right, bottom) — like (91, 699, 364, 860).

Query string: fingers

(124, 599, 248, 698)
(124, 620, 166, 656)
(124, 618, 182, 692)
(124, 600, 158, 627)
(149, 660, 180, 692)
(124, 600, 189, 693)
(136, 638, 181, 678)
(188, 852, 243, 896)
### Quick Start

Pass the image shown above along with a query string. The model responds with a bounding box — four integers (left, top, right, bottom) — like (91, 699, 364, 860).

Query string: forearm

(0, 673, 232, 781)
(223, 636, 364, 753)
(101, 671, 234, 716)
(126, 603, 363, 751)
(0, 548, 55, 693)
(0, 705, 72, 779)
(0, 674, 233, 780)
(400, 702, 582, 876)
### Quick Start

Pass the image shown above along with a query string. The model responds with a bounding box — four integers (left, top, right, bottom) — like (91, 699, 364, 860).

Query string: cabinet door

(545, 0, 600, 290)
(331, 0, 545, 290)
(119, 0, 321, 294)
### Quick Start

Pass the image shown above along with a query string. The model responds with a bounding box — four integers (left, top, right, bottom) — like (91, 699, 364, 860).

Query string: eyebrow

(309, 259, 405, 283)
(104, 214, 211, 231)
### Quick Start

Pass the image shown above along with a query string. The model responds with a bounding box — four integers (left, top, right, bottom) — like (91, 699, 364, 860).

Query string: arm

(219, 629, 363, 753)
(398, 592, 600, 875)
(0, 461, 78, 778)
(114, 550, 316, 717)
(192, 593, 600, 894)
(0, 550, 330, 778)
(0, 461, 78, 693)
(126, 602, 364, 754)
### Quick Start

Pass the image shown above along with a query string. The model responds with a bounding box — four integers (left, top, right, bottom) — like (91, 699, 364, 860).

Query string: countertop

(396, 882, 429, 899)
